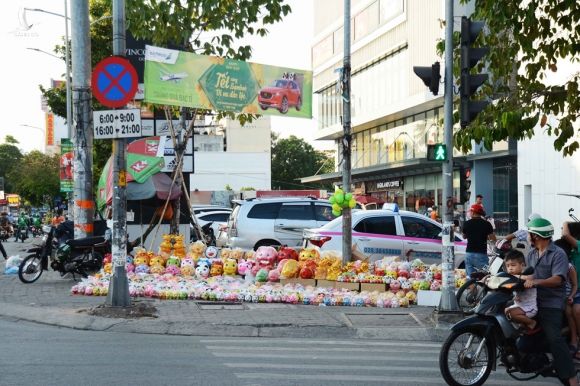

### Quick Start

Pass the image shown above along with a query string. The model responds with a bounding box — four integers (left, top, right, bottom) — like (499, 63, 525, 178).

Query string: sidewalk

(0, 239, 453, 341)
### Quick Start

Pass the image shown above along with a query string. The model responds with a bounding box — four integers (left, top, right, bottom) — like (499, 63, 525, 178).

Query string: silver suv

(225, 197, 333, 250)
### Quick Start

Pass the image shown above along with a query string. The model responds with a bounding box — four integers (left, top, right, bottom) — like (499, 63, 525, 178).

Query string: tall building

(303, 0, 518, 235)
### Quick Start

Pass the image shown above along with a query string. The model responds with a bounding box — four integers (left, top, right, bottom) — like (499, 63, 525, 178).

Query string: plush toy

(280, 259, 299, 279)
(103, 262, 113, 274)
(220, 248, 232, 261)
(223, 258, 237, 276)
(188, 241, 206, 262)
(150, 264, 164, 274)
(237, 259, 251, 276)
(255, 268, 269, 282)
(405, 291, 417, 304)
(210, 261, 223, 276)
(389, 278, 401, 292)
(135, 264, 149, 274)
(150, 255, 165, 267)
(133, 254, 148, 267)
(268, 269, 280, 282)
(166, 256, 181, 267)
(232, 248, 245, 261)
(195, 262, 210, 279)
(277, 247, 298, 263)
(103, 253, 113, 265)
(251, 246, 277, 276)
(430, 280, 441, 291)
(299, 248, 320, 264)
(205, 246, 219, 260)
(165, 265, 181, 275)
(126, 263, 135, 273)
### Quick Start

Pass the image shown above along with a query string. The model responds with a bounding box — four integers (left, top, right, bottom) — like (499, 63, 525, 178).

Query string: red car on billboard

(258, 78, 302, 114)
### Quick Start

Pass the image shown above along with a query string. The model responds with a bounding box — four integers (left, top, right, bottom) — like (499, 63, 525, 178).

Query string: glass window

(354, 1, 380, 41)
(353, 216, 397, 235)
(380, 0, 404, 24)
(200, 213, 231, 222)
(247, 203, 281, 219)
(401, 216, 441, 240)
(314, 204, 334, 221)
(277, 204, 314, 220)
(312, 34, 333, 68)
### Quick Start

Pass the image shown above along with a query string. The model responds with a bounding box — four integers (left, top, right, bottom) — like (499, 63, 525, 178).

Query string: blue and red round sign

(91, 56, 138, 108)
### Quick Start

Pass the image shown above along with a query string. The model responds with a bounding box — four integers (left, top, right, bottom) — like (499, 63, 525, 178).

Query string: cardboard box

(335, 282, 360, 291)
(360, 283, 387, 292)
(316, 279, 336, 289)
(280, 278, 316, 287)
(417, 290, 442, 306)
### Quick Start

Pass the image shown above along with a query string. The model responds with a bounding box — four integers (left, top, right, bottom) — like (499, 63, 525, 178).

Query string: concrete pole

(106, 0, 130, 307)
(71, 0, 93, 238)
(341, 0, 352, 265)
(64, 0, 72, 140)
(439, 0, 459, 311)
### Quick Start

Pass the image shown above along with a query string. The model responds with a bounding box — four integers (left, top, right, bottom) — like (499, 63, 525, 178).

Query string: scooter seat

(66, 236, 105, 247)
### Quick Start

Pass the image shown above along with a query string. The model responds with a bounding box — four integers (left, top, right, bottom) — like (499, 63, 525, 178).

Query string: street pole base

(106, 265, 131, 307)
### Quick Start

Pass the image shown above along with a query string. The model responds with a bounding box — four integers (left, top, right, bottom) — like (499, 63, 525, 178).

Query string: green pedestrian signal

(427, 144, 447, 161)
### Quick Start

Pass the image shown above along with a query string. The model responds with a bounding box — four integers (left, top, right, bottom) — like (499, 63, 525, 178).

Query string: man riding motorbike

(524, 217, 578, 386)
(14, 211, 29, 241)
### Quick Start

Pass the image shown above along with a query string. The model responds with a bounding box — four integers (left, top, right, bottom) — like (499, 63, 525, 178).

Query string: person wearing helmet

(496, 212, 542, 250)
(524, 217, 578, 386)
(561, 221, 580, 359)
(462, 203, 496, 277)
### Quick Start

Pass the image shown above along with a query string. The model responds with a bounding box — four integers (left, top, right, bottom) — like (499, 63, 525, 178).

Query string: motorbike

(18, 223, 109, 284)
(439, 267, 577, 386)
(14, 224, 28, 243)
(0, 225, 12, 242)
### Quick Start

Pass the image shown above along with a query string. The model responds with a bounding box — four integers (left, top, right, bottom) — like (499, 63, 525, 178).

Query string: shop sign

(372, 178, 404, 191)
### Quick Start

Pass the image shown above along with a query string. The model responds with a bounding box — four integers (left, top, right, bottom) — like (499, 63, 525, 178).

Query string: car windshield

(272, 79, 288, 88)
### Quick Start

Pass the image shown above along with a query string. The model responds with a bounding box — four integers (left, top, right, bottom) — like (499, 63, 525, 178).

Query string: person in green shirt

(562, 221, 580, 360)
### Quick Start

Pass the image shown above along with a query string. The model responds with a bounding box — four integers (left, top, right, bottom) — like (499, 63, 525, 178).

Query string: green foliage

(240, 186, 256, 191)
(271, 135, 334, 190)
(449, 0, 580, 155)
(0, 137, 23, 193)
(8, 151, 60, 206)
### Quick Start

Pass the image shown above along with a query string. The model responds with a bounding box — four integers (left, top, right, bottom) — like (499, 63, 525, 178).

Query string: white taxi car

(302, 205, 467, 267)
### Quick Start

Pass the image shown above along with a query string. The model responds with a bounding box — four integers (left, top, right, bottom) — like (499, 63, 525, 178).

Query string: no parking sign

(92, 56, 138, 108)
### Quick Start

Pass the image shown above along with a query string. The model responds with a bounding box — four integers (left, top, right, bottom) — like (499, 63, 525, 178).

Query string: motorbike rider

(496, 212, 542, 249)
(523, 217, 578, 386)
(15, 211, 29, 241)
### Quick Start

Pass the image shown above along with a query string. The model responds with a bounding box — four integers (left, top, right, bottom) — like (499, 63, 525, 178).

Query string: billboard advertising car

(144, 45, 312, 118)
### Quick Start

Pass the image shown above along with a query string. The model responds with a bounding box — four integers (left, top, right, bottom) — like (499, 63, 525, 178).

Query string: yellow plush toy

(187, 240, 206, 263)
(232, 248, 245, 261)
(223, 258, 238, 276)
(220, 248, 232, 261)
(280, 259, 299, 279)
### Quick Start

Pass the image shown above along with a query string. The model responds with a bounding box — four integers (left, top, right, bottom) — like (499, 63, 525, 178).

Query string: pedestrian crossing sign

(427, 143, 447, 161)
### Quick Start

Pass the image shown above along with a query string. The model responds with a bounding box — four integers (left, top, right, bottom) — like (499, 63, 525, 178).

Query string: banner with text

(60, 138, 73, 192)
(144, 45, 312, 118)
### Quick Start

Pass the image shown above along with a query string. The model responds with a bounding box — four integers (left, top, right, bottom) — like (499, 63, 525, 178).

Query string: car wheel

(278, 97, 288, 114)
(260, 104, 267, 110)
(295, 97, 302, 111)
(254, 240, 281, 250)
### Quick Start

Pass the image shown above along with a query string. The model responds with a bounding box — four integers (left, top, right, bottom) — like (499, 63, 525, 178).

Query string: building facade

(304, 0, 518, 235)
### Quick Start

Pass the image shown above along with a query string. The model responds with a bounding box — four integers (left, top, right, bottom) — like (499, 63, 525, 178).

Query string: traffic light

(460, 17, 489, 128)
(427, 143, 447, 161)
(413, 62, 440, 96)
(463, 168, 472, 202)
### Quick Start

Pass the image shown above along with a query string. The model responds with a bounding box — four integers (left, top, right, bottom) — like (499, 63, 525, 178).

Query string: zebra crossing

(199, 337, 561, 386)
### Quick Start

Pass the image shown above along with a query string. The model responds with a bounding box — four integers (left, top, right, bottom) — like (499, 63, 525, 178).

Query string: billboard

(144, 45, 312, 118)
(45, 112, 54, 146)
(60, 138, 73, 192)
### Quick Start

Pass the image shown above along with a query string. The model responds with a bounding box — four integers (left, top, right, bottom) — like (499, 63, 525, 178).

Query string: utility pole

(71, 0, 93, 238)
(106, 0, 130, 307)
(439, 0, 459, 311)
(340, 0, 352, 265)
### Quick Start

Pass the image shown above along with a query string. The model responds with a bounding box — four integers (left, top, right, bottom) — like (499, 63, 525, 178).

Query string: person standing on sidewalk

(462, 203, 496, 277)
(524, 217, 578, 386)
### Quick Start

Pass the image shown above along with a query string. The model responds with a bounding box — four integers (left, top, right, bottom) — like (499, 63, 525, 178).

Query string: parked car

(302, 205, 467, 267)
(258, 79, 302, 114)
(225, 197, 334, 250)
(191, 205, 232, 216)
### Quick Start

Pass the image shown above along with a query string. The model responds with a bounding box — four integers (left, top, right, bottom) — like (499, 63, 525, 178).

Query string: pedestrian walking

(462, 203, 496, 277)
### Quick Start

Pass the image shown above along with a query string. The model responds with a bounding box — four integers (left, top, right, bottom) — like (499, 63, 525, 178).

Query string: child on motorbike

(504, 249, 540, 334)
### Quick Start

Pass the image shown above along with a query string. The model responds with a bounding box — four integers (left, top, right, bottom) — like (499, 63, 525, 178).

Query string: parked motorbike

(18, 223, 109, 284)
(439, 267, 577, 386)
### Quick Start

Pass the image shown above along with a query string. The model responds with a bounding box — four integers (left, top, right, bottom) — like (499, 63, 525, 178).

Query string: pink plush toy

(237, 259, 251, 276)
(251, 246, 277, 276)
(268, 269, 280, 282)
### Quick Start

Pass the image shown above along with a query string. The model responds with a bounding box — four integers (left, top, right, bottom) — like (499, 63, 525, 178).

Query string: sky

(0, 0, 332, 154)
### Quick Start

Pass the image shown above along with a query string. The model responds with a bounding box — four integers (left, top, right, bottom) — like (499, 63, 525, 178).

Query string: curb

(0, 301, 448, 341)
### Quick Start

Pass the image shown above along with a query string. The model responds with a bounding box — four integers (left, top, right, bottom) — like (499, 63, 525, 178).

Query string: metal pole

(341, 0, 352, 265)
(71, 0, 93, 238)
(106, 0, 130, 307)
(439, 0, 459, 311)
(64, 0, 72, 140)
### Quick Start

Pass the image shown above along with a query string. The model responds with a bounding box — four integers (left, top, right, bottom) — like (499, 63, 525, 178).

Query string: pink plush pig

(251, 246, 277, 276)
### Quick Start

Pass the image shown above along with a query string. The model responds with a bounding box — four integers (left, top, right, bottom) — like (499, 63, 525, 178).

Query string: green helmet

(527, 217, 554, 238)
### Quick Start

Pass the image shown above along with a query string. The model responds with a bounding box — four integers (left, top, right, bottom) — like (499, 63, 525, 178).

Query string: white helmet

(528, 213, 541, 222)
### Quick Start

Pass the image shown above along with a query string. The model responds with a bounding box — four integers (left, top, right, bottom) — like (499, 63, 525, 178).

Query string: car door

(400, 215, 444, 265)
(352, 214, 403, 262)
(289, 81, 300, 105)
(275, 202, 317, 246)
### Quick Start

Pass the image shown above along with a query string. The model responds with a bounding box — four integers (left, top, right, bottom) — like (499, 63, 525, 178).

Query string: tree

(449, 0, 580, 155)
(271, 135, 334, 190)
(126, 0, 292, 233)
(8, 151, 60, 207)
(0, 136, 23, 193)
(39, 0, 113, 189)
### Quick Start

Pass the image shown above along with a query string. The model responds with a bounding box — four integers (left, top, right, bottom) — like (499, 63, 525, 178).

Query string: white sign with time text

(93, 109, 142, 139)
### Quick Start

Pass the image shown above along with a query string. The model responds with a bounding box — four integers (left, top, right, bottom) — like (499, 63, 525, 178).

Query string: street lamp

(20, 124, 46, 151)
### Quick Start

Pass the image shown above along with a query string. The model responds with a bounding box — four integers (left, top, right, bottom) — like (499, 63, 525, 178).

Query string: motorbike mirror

(522, 266, 534, 275)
